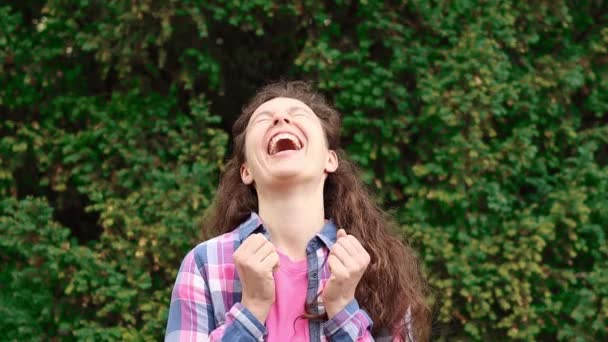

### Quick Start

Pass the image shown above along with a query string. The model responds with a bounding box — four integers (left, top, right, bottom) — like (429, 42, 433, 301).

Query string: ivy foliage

(1, 1, 607, 340)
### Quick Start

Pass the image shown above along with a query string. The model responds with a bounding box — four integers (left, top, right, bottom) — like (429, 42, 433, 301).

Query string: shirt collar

(238, 212, 338, 248)
(237, 212, 266, 241)
(316, 219, 338, 249)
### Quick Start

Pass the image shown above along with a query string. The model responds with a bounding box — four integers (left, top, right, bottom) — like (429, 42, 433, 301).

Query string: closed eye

(293, 112, 309, 118)
(255, 117, 271, 124)
(253, 113, 272, 124)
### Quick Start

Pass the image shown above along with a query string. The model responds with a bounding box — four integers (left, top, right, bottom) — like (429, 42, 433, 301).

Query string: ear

(240, 163, 254, 185)
(324, 150, 339, 173)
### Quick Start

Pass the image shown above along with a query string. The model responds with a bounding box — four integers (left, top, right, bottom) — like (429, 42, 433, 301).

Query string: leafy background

(1, 1, 607, 340)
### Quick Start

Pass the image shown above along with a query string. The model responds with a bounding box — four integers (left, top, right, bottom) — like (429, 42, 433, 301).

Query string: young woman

(165, 81, 430, 341)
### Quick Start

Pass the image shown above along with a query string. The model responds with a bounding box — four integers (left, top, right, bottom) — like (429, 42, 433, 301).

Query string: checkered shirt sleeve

(164, 248, 266, 341)
(321, 298, 374, 341)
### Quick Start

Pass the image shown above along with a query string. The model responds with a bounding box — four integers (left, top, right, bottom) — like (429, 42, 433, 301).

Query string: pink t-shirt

(266, 249, 310, 341)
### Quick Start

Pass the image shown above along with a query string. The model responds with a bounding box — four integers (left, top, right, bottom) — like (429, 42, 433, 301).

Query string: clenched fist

(322, 229, 371, 318)
(233, 233, 279, 322)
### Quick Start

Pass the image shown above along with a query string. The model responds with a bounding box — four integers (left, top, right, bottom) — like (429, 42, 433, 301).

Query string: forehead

(251, 97, 314, 116)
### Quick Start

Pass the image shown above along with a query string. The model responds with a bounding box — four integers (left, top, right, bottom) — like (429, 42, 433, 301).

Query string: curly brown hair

(203, 80, 431, 341)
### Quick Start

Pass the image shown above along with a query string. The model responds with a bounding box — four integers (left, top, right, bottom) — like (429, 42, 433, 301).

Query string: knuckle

(249, 233, 261, 241)
(359, 261, 368, 271)
(357, 253, 369, 264)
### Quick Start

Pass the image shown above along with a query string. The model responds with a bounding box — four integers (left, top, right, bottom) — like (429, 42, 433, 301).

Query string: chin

(270, 168, 305, 179)
(268, 166, 319, 184)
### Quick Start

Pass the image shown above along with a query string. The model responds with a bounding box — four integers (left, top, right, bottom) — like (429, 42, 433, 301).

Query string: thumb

(337, 229, 347, 239)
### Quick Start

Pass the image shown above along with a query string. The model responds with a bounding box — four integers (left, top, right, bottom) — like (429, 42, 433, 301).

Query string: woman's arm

(164, 250, 267, 341)
(322, 302, 415, 342)
(321, 298, 374, 341)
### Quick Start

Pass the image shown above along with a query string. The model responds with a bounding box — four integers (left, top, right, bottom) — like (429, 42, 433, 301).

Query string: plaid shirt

(165, 212, 408, 341)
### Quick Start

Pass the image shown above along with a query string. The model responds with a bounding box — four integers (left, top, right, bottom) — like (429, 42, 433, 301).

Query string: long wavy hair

(203, 81, 430, 341)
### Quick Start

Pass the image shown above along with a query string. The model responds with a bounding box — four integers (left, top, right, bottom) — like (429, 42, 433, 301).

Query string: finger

(337, 236, 358, 257)
(336, 229, 347, 239)
(254, 241, 275, 262)
(328, 254, 347, 278)
(241, 234, 267, 254)
(347, 235, 366, 255)
(261, 251, 280, 270)
(330, 242, 353, 268)
(341, 235, 370, 265)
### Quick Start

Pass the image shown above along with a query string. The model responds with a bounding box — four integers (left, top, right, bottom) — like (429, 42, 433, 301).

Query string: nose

(272, 112, 291, 126)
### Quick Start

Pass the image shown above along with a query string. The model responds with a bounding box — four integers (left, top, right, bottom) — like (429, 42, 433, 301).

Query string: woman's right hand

(233, 233, 279, 323)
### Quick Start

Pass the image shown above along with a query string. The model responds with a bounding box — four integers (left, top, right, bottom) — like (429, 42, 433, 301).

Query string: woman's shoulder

(186, 213, 262, 269)
(187, 229, 242, 267)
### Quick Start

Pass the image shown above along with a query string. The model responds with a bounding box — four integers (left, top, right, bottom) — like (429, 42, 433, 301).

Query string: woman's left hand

(321, 228, 371, 319)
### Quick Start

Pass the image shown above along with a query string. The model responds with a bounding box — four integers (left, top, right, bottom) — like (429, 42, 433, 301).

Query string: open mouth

(267, 132, 303, 155)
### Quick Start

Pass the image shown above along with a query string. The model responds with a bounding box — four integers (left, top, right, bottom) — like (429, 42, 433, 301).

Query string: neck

(257, 180, 326, 260)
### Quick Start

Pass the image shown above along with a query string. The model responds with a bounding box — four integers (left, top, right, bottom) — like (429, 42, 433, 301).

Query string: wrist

(324, 296, 354, 319)
(241, 298, 272, 323)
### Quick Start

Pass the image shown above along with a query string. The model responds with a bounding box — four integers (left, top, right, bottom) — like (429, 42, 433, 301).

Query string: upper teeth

(268, 132, 302, 155)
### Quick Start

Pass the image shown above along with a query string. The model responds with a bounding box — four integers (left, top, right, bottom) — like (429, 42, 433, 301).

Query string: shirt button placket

(306, 239, 321, 341)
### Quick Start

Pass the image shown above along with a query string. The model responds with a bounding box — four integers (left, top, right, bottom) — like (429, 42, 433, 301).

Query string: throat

(257, 189, 326, 258)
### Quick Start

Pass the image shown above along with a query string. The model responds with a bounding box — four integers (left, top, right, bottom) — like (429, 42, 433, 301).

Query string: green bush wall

(1, 1, 607, 340)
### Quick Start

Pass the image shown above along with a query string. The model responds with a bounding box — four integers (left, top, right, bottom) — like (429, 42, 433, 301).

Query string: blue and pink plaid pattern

(165, 212, 398, 341)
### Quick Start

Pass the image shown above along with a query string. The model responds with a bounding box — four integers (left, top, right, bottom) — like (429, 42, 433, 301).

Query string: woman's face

(241, 97, 338, 189)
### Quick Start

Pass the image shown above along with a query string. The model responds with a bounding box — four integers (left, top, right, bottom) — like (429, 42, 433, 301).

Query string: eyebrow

(252, 106, 312, 120)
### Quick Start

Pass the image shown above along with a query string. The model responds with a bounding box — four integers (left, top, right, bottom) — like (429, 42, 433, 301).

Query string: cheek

(310, 121, 329, 146)
(243, 139, 256, 162)
(243, 131, 264, 161)
(252, 123, 269, 142)
(310, 127, 330, 151)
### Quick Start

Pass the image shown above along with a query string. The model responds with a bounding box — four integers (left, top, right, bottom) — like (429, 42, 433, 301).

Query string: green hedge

(1, 1, 606, 340)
